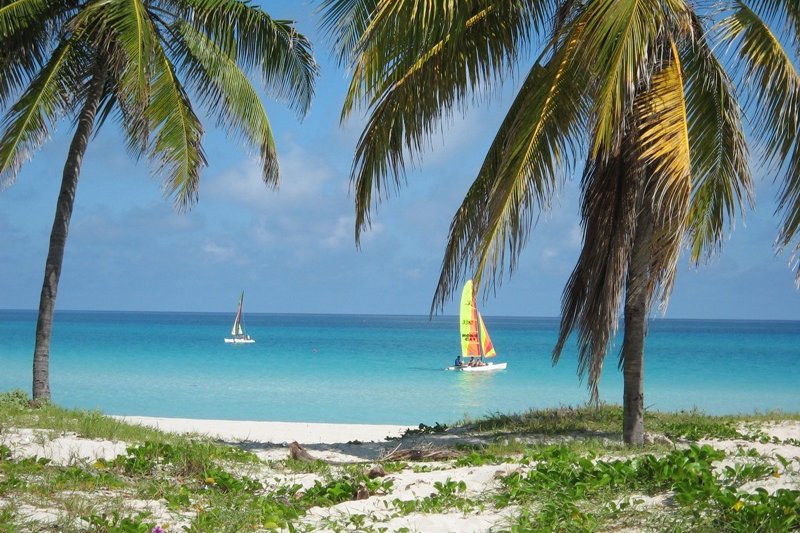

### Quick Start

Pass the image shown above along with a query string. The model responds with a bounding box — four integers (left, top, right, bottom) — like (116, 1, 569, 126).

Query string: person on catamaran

(455, 355, 463, 367)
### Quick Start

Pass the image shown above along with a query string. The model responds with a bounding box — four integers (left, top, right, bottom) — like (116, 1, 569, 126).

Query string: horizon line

(1, 308, 799, 323)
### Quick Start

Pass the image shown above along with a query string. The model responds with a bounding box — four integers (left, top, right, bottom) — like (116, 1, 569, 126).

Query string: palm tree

(0, 0, 318, 402)
(321, 0, 798, 444)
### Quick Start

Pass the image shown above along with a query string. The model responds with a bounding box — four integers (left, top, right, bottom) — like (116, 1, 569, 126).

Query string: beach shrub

(201, 466, 263, 493)
(498, 442, 800, 532)
(380, 461, 408, 473)
(0, 508, 17, 533)
(0, 475, 25, 495)
(281, 457, 330, 475)
(392, 478, 472, 515)
(454, 450, 509, 467)
(400, 422, 449, 437)
(52, 464, 122, 490)
(162, 485, 192, 510)
(113, 440, 255, 479)
(297, 472, 393, 508)
(0, 390, 29, 409)
(84, 511, 155, 533)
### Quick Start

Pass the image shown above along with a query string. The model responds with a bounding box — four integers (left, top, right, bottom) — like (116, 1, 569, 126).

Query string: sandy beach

(114, 416, 413, 446)
(2, 412, 799, 532)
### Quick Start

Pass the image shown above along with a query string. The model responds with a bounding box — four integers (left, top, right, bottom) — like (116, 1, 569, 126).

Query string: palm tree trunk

(32, 61, 108, 402)
(621, 204, 654, 445)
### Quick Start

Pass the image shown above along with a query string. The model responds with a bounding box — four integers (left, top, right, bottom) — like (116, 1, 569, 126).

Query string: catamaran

(447, 280, 507, 372)
(224, 291, 255, 344)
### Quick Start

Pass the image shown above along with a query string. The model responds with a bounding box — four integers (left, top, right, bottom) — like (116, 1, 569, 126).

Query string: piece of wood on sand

(383, 445, 460, 462)
(288, 441, 316, 462)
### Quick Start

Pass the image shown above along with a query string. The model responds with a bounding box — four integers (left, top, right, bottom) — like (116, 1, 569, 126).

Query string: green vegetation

(464, 404, 800, 442)
(1, 393, 798, 531)
(499, 444, 799, 532)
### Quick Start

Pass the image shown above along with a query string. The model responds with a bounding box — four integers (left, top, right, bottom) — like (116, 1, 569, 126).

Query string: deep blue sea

(1, 310, 798, 425)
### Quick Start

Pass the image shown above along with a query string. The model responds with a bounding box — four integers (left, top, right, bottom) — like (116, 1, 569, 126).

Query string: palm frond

(343, 1, 543, 243)
(553, 148, 642, 401)
(743, 0, 800, 45)
(0, 0, 77, 106)
(343, 0, 549, 118)
(574, 0, 687, 156)
(682, 22, 752, 263)
(318, 0, 377, 64)
(0, 39, 86, 188)
(70, 0, 157, 152)
(145, 40, 206, 210)
(172, 20, 277, 185)
(431, 26, 589, 312)
(633, 41, 692, 307)
(719, 1, 800, 281)
(169, 0, 317, 116)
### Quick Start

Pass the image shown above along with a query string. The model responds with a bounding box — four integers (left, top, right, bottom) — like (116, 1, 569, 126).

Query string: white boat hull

(224, 337, 255, 344)
(447, 362, 507, 372)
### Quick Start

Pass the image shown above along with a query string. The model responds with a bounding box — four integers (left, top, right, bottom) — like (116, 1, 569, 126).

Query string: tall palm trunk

(621, 204, 654, 445)
(32, 61, 108, 402)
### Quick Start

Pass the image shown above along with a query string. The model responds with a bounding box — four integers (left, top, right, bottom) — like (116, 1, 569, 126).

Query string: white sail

(225, 292, 254, 344)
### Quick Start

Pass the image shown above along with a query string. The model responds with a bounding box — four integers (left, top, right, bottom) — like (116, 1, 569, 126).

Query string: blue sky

(0, 2, 798, 319)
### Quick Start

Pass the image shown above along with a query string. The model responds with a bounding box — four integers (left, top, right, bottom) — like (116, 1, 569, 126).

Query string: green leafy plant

(393, 478, 472, 515)
(84, 511, 155, 533)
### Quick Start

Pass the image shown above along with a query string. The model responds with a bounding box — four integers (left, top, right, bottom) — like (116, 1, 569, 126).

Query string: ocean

(1, 310, 798, 425)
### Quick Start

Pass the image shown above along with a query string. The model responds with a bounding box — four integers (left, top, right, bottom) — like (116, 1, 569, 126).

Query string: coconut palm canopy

(0, 0, 318, 401)
(0, 0, 317, 205)
(321, 0, 798, 390)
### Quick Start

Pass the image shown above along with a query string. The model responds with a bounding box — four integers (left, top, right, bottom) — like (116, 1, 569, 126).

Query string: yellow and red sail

(459, 280, 496, 358)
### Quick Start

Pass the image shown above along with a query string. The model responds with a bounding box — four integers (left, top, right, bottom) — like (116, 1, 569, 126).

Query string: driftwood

(383, 447, 460, 462)
(288, 441, 316, 462)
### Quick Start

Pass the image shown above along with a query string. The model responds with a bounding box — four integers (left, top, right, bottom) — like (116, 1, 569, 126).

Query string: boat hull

(224, 338, 255, 344)
(447, 362, 507, 372)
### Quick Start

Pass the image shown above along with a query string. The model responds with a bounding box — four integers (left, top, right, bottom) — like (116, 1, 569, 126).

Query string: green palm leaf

(0, 39, 85, 187)
(432, 27, 589, 312)
(318, 0, 378, 64)
(169, 0, 317, 115)
(720, 0, 800, 281)
(173, 20, 277, 184)
(71, 0, 157, 152)
(0, 0, 77, 106)
(683, 24, 752, 263)
(335, 1, 543, 242)
(146, 41, 206, 210)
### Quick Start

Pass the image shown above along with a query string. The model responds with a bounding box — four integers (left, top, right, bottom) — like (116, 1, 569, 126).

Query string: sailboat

(224, 291, 255, 344)
(447, 280, 507, 372)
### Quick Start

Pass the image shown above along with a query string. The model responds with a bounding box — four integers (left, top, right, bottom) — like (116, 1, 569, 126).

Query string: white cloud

(208, 143, 336, 208)
(322, 216, 351, 248)
(202, 242, 237, 262)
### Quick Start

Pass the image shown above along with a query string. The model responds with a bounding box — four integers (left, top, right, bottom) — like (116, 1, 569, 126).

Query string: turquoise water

(1, 311, 798, 425)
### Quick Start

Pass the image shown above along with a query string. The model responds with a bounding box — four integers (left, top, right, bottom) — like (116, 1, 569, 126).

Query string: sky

(0, 2, 798, 320)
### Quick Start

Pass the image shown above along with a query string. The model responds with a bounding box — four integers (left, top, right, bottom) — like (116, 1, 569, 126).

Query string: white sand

(114, 415, 413, 445)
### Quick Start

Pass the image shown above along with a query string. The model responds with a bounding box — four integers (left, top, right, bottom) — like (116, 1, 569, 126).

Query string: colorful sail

(478, 312, 496, 358)
(460, 280, 482, 357)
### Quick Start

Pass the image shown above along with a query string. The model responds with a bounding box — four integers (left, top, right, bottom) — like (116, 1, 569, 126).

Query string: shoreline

(113, 415, 414, 444)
